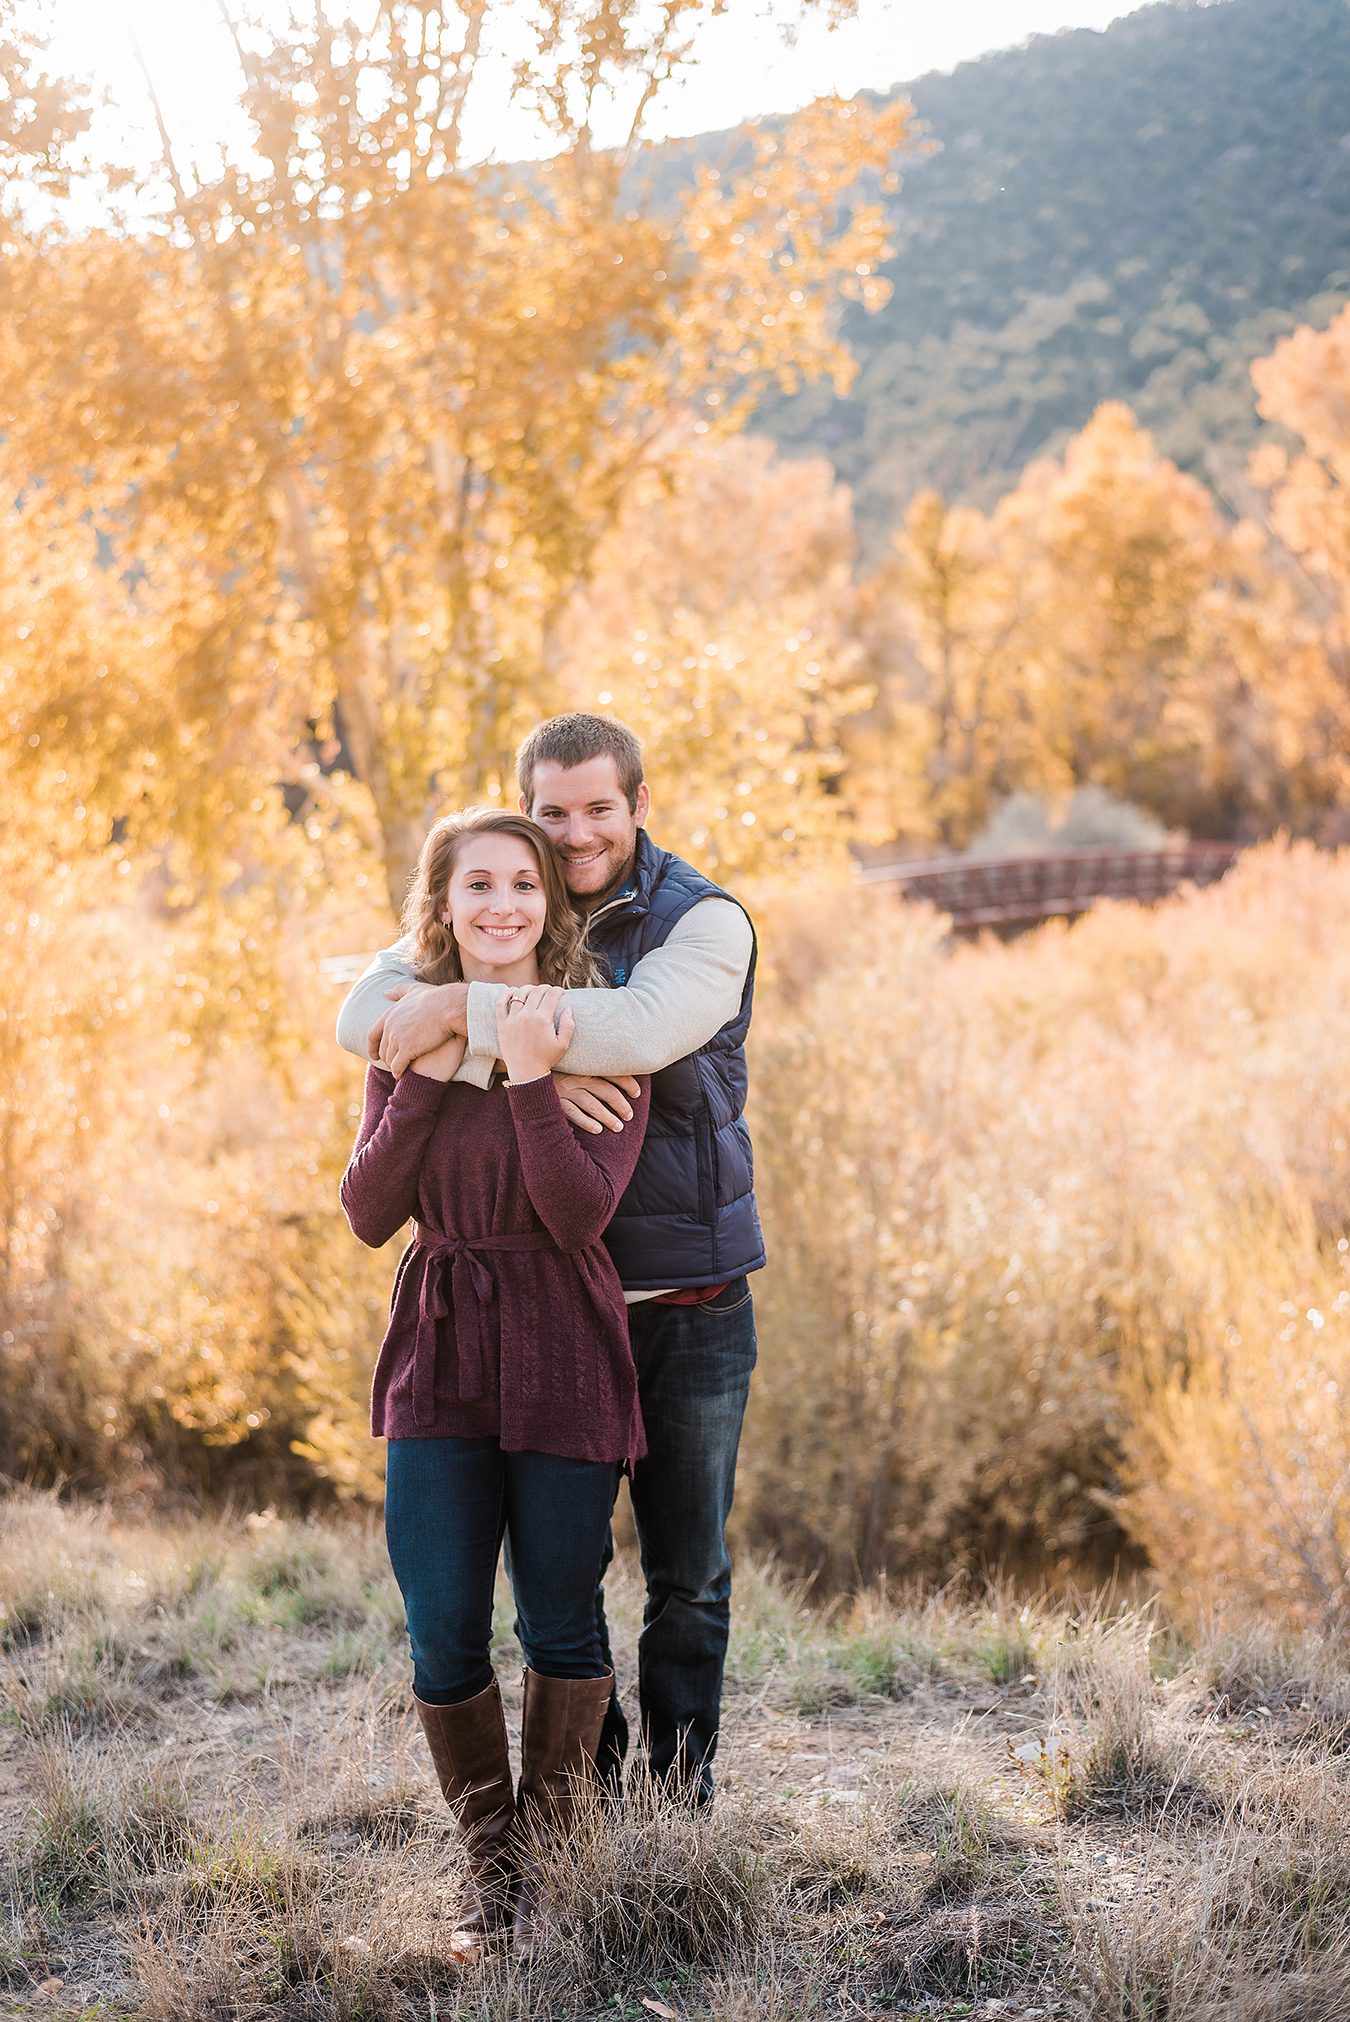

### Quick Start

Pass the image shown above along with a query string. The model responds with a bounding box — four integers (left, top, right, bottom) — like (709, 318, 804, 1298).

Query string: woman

(340, 808, 649, 1956)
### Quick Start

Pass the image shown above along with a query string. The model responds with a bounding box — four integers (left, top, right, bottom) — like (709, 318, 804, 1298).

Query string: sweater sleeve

(506, 1074, 651, 1252)
(465, 899, 752, 1077)
(339, 1064, 450, 1248)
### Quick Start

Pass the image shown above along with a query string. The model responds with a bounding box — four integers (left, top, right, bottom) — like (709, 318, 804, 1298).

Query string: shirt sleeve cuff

(451, 1048, 497, 1091)
(466, 980, 506, 1061)
(505, 1075, 563, 1124)
(391, 1068, 453, 1114)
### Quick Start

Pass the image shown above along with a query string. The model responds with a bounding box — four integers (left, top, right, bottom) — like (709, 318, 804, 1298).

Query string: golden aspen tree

(0, 3, 909, 1492)
(1180, 519, 1348, 837)
(1014, 404, 1346, 834)
(1009, 404, 1218, 807)
(851, 402, 1345, 847)
(1252, 302, 1350, 696)
(557, 431, 865, 877)
(852, 487, 1039, 850)
(1, 2, 908, 910)
(0, 478, 162, 1476)
(0, 499, 384, 1496)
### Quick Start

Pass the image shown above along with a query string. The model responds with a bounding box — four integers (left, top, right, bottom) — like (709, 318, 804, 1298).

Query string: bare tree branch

(129, 29, 197, 228)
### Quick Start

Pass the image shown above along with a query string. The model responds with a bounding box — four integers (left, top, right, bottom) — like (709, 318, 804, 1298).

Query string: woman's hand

(498, 985, 574, 1085)
(408, 1032, 467, 1083)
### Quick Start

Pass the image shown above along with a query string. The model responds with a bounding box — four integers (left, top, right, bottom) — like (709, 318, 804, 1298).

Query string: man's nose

(563, 817, 593, 847)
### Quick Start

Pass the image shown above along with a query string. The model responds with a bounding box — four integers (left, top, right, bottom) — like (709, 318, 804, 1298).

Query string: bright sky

(45, 0, 1154, 199)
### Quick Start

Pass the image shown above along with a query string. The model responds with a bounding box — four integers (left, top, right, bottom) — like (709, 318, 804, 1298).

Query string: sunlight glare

(49, 0, 255, 189)
(40, 0, 1150, 223)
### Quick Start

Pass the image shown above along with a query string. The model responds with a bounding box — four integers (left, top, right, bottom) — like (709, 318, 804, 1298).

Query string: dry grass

(1066, 1750, 1350, 2021)
(3, 1492, 1349, 2020)
(10, 844, 1350, 1658)
(0, 1497, 406, 1736)
(1046, 1602, 1204, 1821)
(747, 843, 1350, 1622)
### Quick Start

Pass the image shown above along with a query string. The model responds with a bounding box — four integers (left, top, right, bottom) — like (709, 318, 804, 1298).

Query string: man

(336, 712, 763, 1803)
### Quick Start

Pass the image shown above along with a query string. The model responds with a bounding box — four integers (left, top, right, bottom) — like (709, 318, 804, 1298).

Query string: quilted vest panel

(587, 832, 766, 1290)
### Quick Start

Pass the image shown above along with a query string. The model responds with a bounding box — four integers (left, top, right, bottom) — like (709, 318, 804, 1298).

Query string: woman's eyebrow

(459, 863, 538, 877)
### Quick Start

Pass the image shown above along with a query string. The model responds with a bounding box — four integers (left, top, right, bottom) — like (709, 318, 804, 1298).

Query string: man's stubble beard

(565, 845, 639, 916)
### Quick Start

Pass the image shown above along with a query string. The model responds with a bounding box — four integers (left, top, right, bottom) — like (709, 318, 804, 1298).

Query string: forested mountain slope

(753, 0, 1350, 540)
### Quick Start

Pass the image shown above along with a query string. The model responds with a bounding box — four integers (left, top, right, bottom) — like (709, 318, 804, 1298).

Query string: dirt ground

(2, 1498, 1348, 2020)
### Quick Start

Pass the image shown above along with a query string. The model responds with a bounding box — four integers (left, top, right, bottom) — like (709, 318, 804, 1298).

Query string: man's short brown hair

(517, 712, 645, 812)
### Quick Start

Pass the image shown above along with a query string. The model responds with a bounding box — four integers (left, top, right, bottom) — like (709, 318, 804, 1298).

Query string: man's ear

(634, 781, 651, 827)
(518, 792, 529, 815)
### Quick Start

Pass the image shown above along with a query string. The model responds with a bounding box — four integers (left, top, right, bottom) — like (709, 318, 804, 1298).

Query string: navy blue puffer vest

(587, 831, 766, 1291)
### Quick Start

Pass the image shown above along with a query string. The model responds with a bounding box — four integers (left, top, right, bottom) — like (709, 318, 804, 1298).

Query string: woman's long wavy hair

(401, 808, 601, 989)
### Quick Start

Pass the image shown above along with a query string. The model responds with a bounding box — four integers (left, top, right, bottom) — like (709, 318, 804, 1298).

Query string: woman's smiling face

(444, 831, 548, 980)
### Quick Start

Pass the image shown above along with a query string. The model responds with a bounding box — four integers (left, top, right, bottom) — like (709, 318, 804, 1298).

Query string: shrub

(743, 843, 1350, 1623)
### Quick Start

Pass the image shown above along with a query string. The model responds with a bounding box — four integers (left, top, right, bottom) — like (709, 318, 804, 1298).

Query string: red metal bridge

(859, 842, 1243, 933)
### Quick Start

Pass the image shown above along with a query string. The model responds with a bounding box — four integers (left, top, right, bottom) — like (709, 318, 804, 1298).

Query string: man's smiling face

(524, 754, 650, 903)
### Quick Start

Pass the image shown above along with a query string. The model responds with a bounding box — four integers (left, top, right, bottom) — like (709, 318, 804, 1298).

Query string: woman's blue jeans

(384, 1437, 619, 1706)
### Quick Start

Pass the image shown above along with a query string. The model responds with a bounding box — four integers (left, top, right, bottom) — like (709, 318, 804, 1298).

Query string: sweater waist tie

(411, 1225, 559, 1428)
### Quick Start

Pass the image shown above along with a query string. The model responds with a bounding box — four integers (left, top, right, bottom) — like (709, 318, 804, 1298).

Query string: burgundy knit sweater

(340, 1065, 650, 1466)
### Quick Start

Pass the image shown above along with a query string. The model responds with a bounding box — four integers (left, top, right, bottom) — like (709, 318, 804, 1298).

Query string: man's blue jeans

(384, 1437, 618, 1704)
(595, 1278, 758, 1803)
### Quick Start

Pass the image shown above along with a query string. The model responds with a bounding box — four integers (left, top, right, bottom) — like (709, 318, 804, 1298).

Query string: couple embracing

(337, 711, 763, 1953)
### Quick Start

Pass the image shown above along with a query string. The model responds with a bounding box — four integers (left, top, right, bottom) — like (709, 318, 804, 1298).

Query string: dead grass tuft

(1068, 1751, 1350, 2019)
(130, 1919, 267, 2022)
(1185, 1614, 1350, 1751)
(872, 1896, 1048, 2003)
(174, 1823, 323, 1926)
(524, 1777, 777, 2001)
(16, 1741, 195, 1911)
(296, 1783, 429, 1851)
(0, 1904, 60, 1995)
(1050, 1604, 1209, 1821)
(1190, 1961, 1350, 2022)
(889, 1777, 1012, 1906)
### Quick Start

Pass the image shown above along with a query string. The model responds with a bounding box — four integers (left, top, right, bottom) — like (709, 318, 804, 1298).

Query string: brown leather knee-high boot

(512, 1667, 613, 1956)
(414, 1679, 516, 1954)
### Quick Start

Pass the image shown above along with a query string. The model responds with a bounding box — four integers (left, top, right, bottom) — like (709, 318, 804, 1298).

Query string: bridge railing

(859, 843, 1242, 931)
